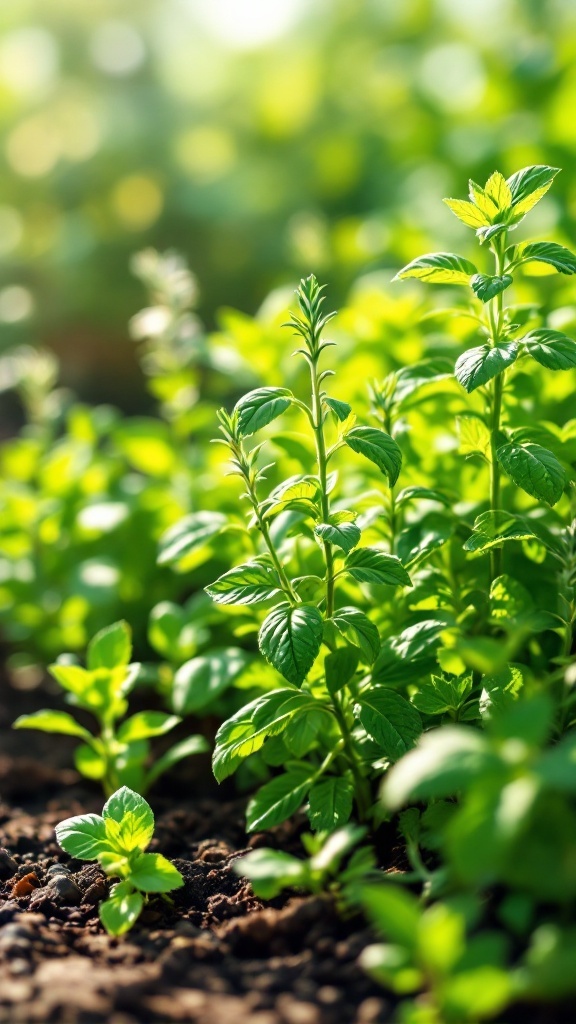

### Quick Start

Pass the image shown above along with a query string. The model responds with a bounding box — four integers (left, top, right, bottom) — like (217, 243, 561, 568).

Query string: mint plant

(396, 165, 575, 583)
(13, 620, 208, 795)
(178, 275, 423, 831)
(55, 786, 183, 936)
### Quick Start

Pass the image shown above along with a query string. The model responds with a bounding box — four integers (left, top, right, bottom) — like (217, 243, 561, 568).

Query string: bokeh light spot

(0, 286, 34, 323)
(111, 176, 164, 230)
(194, 0, 307, 49)
(419, 43, 486, 111)
(90, 21, 146, 76)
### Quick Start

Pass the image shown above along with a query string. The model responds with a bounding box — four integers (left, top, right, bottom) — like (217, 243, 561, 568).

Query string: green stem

(250, 490, 298, 603)
(309, 355, 335, 618)
(384, 410, 397, 554)
(488, 236, 506, 585)
(330, 694, 371, 821)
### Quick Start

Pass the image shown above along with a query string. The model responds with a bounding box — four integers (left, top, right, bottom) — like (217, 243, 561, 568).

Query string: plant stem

(488, 236, 506, 584)
(248, 482, 299, 603)
(330, 694, 372, 821)
(309, 355, 336, 617)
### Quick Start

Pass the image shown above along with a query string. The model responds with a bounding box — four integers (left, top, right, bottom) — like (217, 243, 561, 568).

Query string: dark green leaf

(325, 647, 359, 695)
(308, 776, 354, 832)
(470, 274, 513, 303)
(258, 603, 323, 685)
(212, 688, 312, 781)
(173, 647, 248, 714)
(206, 562, 282, 605)
(522, 329, 576, 370)
(157, 511, 227, 566)
(324, 396, 352, 421)
(510, 241, 576, 275)
(344, 548, 412, 587)
(235, 387, 293, 436)
(395, 252, 477, 285)
(315, 520, 361, 553)
(354, 688, 422, 761)
(345, 427, 402, 486)
(331, 608, 380, 664)
(463, 510, 536, 554)
(246, 765, 315, 831)
(455, 343, 518, 393)
(496, 442, 566, 506)
(506, 165, 560, 206)
(283, 708, 327, 757)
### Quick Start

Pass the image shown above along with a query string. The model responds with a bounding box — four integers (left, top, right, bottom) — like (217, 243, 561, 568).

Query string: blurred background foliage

(2, 0, 576, 408)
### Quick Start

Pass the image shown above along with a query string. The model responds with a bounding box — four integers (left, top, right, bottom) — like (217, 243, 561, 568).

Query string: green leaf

(325, 647, 359, 695)
(74, 743, 107, 781)
(455, 343, 518, 393)
(324, 396, 352, 421)
(283, 708, 327, 757)
(395, 252, 478, 286)
(103, 787, 154, 852)
(382, 727, 501, 810)
(463, 510, 536, 554)
(469, 179, 499, 218)
(443, 198, 490, 229)
(173, 647, 249, 714)
(393, 358, 453, 406)
(246, 765, 314, 831)
(496, 442, 566, 506)
(308, 776, 354, 832)
(99, 892, 144, 936)
(55, 812, 110, 859)
(344, 548, 412, 587)
(87, 620, 132, 671)
(457, 415, 491, 459)
(206, 562, 282, 605)
(506, 165, 560, 207)
(395, 486, 452, 509)
(46, 664, 93, 701)
(129, 852, 183, 892)
(144, 734, 209, 790)
(345, 426, 402, 486)
(212, 688, 313, 781)
(117, 712, 181, 743)
(355, 688, 422, 761)
(235, 387, 293, 436)
(258, 603, 323, 685)
(360, 884, 421, 947)
(13, 710, 92, 742)
(522, 329, 576, 370)
(397, 513, 453, 569)
(510, 240, 576, 275)
(331, 607, 380, 664)
(233, 848, 306, 899)
(315, 520, 361, 553)
(470, 274, 513, 303)
(157, 510, 227, 566)
(484, 171, 512, 211)
(411, 675, 472, 716)
(263, 479, 319, 520)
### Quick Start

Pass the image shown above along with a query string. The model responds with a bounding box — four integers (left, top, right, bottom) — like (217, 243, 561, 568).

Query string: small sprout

(55, 786, 183, 937)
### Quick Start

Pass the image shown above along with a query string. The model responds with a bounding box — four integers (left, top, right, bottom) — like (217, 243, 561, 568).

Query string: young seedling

(196, 275, 421, 832)
(396, 165, 575, 583)
(55, 786, 183, 936)
(13, 620, 208, 796)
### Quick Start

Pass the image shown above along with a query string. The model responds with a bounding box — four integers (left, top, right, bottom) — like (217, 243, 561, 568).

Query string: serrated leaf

(395, 252, 477, 286)
(206, 562, 282, 605)
(116, 712, 181, 743)
(411, 674, 472, 716)
(87, 620, 132, 671)
(506, 165, 560, 206)
(455, 343, 518, 393)
(345, 426, 402, 486)
(263, 479, 319, 520)
(158, 511, 227, 566)
(259, 603, 323, 685)
(471, 273, 513, 303)
(315, 520, 361, 553)
(331, 607, 380, 664)
(99, 892, 143, 936)
(129, 852, 183, 892)
(102, 786, 154, 852)
(13, 710, 92, 742)
(55, 813, 110, 859)
(510, 241, 576, 276)
(345, 548, 412, 587)
(212, 688, 313, 782)
(469, 179, 499, 218)
(308, 776, 354, 832)
(443, 198, 489, 229)
(463, 511, 536, 554)
(246, 765, 314, 832)
(496, 442, 566, 506)
(324, 396, 352, 421)
(354, 688, 422, 761)
(173, 647, 248, 715)
(234, 387, 293, 436)
(484, 171, 512, 211)
(522, 329, 576, 370)
(325, 647, 359, 695)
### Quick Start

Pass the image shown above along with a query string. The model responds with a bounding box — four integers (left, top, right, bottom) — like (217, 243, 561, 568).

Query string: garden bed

(0, 666, 390, 1024)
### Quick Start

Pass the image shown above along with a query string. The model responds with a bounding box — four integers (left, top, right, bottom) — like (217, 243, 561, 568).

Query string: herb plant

(55, 786, 183, 936)
(14, 620, 208, 795)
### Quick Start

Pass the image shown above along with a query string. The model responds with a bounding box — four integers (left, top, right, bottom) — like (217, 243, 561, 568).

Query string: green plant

(55, 786, 183, 936)
(13, 620, 208, 795)
(396, 165, 576, 584)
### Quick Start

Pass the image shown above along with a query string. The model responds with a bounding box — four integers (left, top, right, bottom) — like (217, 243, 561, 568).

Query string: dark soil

(0, 664, 392, 1024)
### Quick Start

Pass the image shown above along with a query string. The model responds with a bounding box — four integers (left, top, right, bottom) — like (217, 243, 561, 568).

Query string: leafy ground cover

(0, 164, 575, 1023)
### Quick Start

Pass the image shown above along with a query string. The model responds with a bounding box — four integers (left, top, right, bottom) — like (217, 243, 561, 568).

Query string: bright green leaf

(496, 442, 566, 506)
(395, 252, 478, 286)
(345, 426, 402, 486)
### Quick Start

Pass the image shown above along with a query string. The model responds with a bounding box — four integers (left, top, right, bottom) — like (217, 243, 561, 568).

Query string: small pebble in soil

(46, 874, 82, 905)
(46, 863, 71, 878)
(0, 848, 18, 879)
